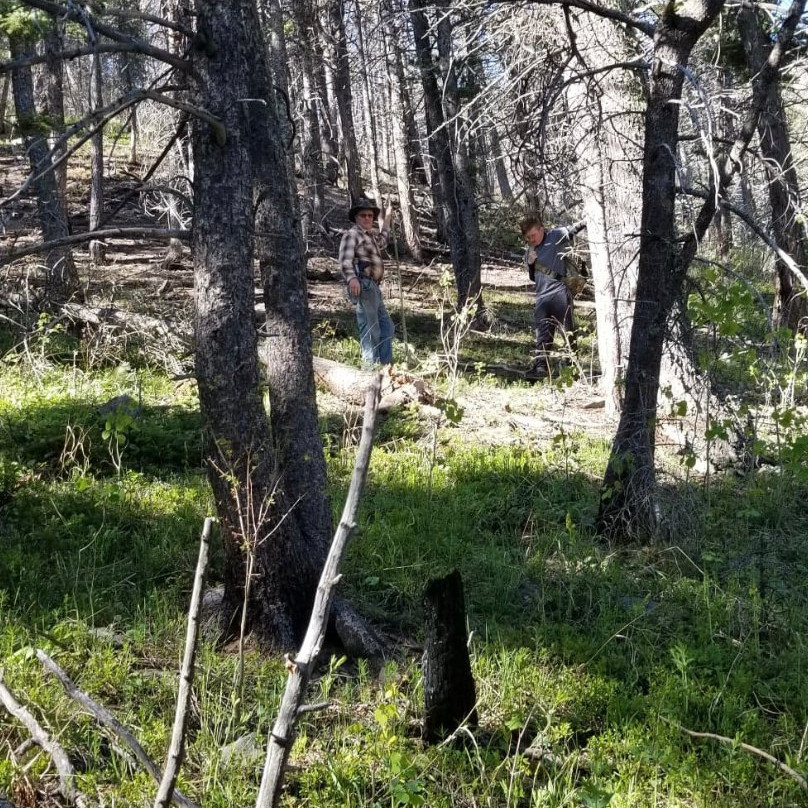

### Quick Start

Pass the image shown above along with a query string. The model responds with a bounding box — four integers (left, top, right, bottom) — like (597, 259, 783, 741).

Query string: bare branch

(296, 701, 330, 716)
(492, 0, 655, 36)
(680, 185, 808, 296)
(665, 718, 808, 790)
(84, 2, 195, 36)
(255, 376, 383, 808)
(1, 43, 148, 74)
(154, 518, 213, 808)
(35, 649, 200, 808)
(1, 228, 190, 266)
(17, 0, 191, 72)
(0, 88, 220, 211)
(678, 0, 808, 271)
(138, 90, 226, 144)
(100, 113, 190, 228)
(0, 671, 89, 808)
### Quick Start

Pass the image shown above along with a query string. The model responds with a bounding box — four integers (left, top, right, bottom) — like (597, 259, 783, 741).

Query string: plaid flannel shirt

(339, 223, 390, 284)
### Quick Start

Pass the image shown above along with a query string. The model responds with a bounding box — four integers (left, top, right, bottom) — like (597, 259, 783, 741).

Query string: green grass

(1, 325, 807, 807)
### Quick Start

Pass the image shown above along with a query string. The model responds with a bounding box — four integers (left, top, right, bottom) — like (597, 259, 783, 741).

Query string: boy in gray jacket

(520, 214, 586, 380)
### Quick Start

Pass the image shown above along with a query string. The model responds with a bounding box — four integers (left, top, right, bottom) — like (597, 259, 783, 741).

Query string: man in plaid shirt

(339, 197, 394, 367)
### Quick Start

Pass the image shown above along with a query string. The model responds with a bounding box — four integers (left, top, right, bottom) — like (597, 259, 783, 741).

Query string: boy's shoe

(524, 358, 549, 381)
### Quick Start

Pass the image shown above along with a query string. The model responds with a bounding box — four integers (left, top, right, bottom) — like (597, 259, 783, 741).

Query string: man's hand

(348, 277, 361, 297)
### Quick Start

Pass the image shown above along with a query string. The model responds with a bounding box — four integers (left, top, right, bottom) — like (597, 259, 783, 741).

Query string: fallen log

(311, 356, 434, 411)
(312, 357, 381, 404)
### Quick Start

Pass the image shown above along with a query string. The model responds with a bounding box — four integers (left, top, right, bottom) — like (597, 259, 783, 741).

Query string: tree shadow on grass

(334, 447, 808, 805)
(0, 398, 204, 478)
(0, 475, 212, 624)
(0, 397, 210, 624)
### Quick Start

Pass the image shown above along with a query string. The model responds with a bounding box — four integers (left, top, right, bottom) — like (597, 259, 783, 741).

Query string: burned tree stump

(422, 569, 478, 743)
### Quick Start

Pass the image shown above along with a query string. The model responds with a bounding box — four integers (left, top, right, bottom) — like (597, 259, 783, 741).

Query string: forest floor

(1, 150, 808, 808)
(2, 145, 617, 451)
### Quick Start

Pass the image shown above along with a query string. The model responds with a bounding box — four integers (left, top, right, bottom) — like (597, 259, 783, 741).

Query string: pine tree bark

(738, 3, 808, 334)
(245, 1, 334, 582)
(327, 0, 363, 201)
(9, 33, 78, 305)
(191, 0, 323, 648)
(598, 0, 725, 539)
(88, 51, 106, 265)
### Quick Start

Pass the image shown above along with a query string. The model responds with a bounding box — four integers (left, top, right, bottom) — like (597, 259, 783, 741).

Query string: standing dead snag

(153, 517, 213, 808)
(422, 569, 478, 744)
(255, 376, 382, 808)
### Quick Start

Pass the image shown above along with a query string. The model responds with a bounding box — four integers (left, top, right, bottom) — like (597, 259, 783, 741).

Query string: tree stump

(422, 569, 478, 743)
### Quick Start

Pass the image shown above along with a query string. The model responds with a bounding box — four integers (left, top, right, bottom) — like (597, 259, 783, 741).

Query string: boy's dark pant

(534, 283, 575, 357)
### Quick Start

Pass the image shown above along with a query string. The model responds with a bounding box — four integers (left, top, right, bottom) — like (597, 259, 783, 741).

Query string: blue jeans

(349, 277, 394, 366)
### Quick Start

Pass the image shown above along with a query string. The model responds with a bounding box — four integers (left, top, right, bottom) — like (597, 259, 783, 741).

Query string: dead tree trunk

(9, 33, 78, 306)
(293, 0, 326, 240)
(383, 1, 423, 260)
(435, 6, 485, 318)
(567, 12, 643, 415)
(738, 3, 808, 334)
(89, 51, 106, 265)
(312, 29, 340, 186)
(410, 0, 482, 313)
(0, 73, 10, 135)
(488, 122, 513, 201)
(327, 0, 363, 201)
(354, 0, 381, 204)
(422, 569, 478, 744)
(598, 0, 806, 539)
(262, 0, 299, 196)
(598, 0, 725, 539)
(44, 17, 67, 199)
